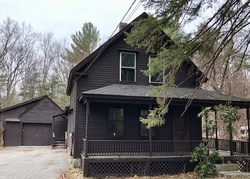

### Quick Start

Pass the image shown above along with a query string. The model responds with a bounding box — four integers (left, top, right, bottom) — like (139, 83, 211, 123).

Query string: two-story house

(66, 12, 250, 177)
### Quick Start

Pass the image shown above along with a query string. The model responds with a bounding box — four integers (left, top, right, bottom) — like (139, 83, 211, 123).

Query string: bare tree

(53, 38, 73, 88)
(0, 18, 37, 108)
(36, 32, 58, 95)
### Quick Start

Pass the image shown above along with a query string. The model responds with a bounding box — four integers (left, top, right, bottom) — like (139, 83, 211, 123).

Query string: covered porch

(78, 84, 250, 177)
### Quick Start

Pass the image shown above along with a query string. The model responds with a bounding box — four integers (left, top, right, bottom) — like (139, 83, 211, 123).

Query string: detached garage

(0, 95, 65, 146)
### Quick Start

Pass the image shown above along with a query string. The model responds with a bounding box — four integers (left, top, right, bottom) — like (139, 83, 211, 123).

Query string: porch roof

(80, 84, 250, 107)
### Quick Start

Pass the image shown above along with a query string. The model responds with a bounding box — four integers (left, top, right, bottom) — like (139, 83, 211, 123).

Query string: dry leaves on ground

(58, 170, 200, 179)
(58, 167, 84, 179)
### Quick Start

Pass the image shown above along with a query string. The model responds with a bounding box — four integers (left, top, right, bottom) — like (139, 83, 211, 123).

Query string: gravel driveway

(0, 146, 69, 179)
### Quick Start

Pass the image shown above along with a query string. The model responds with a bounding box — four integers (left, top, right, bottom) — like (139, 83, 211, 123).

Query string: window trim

(119, 52, 136, 82)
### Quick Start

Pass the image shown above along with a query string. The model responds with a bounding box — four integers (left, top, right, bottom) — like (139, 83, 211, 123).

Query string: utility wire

(124, 0, 143, 23)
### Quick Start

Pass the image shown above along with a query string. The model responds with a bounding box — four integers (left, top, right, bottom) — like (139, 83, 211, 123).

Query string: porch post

(52, 116, 55, 146)
(247, 107, 250, 155)
(229, 122, 233, 156)
(149, 104, 152, 156)
(214, 110, 219, 150)
(205, 111, 208, 141)
(84, 100, 90, 158)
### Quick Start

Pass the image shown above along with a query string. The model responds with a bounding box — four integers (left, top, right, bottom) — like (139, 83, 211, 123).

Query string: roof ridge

(0, 95, 47, 113)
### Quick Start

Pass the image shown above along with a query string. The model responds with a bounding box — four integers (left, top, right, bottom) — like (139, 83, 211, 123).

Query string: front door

(5, 122, 21, 146)
(173, 109, 188, 152)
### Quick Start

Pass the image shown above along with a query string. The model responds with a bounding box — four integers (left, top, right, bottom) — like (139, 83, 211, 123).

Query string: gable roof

(18, 96, 63, 118)
(66, 12, 206, 95)
(66, 12, 149, 95)
(80, 84, 250, 107)
(0, 95, 63, 117)
(0, 95, 46, 113)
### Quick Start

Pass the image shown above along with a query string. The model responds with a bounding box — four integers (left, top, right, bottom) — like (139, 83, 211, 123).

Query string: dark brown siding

(155, 109, 174, 140)
(54, 117, 67, 141)
(76, 102, 85, 158)
(0, 102, 36, 126)
(20, 98, 62, 123)
(68, 81, 77, 154)
(86, 103, 202, 139)
(77, 35, 149, 93)
(71, 32, 201, 157)
(188, 107, 202, 140)
(76, 35, 198, 94)
(88, 103, 106, 139)
(0, 96, 63, 147)
(175, 62, 198, 88)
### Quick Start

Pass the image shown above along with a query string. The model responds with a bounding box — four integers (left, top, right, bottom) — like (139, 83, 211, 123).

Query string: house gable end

(66, 12, 149, 95)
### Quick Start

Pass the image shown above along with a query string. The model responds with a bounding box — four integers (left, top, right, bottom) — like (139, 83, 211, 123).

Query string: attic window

(120, 52, 136, 82)
(43, 102, 49, 107)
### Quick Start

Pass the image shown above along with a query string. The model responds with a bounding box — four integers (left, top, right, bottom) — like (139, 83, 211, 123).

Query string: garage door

(22, 123, 52, 146)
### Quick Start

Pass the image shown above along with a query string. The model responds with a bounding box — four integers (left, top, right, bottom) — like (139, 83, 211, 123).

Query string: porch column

(205, 107, 208, 141)
(84, 100, 90, 158)
(52, 117, 55, 146)
(149, 104, 152, 156)
(247, 107, 250, 155)
(229, 122, 233, 156)
(214, 110, 219, 150)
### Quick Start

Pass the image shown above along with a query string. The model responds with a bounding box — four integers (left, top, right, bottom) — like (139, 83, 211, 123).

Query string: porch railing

(207, 138, 249, 154)
(82, 139, 201, 157)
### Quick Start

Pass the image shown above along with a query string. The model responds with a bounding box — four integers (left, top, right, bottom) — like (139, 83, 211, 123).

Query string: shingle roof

(81, 84, 250, 106)
(0, 95, 46, 113)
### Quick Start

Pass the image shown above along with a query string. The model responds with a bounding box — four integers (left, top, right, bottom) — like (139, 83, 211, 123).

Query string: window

(108, 108, 124, 137)
(140, 109, 149, 136)
(120, 52, 136, 82)
(149, 56, 164, 84)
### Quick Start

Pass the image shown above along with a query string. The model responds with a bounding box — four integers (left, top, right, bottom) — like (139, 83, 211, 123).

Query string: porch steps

(216, 164, 250, 178)
(52, 140, 66, 149)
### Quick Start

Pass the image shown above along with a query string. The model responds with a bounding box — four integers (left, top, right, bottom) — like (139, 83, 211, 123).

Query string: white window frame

(119, 52, 136, 82)
(148, 55, 164, 84)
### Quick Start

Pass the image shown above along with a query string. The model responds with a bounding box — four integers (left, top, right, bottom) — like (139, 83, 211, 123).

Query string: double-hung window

(149, 55, 164, 84)
(108, 108, 124, 137)
(120, 52, 136, 82)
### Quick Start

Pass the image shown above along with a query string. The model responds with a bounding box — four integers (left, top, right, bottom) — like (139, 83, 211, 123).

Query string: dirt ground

(58, 168, 200, 179)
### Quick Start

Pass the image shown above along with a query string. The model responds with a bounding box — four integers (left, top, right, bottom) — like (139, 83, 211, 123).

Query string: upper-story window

(120, 52, 136, 82)
(149, 55, 163, 84)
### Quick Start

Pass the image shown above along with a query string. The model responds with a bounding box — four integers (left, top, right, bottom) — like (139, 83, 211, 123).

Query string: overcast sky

(0, 0, 146, 43)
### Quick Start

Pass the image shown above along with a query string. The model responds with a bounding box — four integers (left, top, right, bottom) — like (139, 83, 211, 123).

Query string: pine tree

(66, 22, 100, 64)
